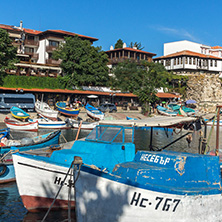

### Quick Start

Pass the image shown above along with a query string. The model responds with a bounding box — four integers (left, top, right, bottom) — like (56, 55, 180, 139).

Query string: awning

(87, 95, 98, 98)
(9, 33, 21, 38)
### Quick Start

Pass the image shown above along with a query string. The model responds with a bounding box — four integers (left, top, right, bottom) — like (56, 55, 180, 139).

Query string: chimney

(20, 20, 23, 30)
(110, 45, 114, 50)
(123, 43, 126, 48)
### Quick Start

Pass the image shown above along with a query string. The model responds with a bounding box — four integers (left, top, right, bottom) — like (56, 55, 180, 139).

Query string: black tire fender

(0, 163, 7, 176)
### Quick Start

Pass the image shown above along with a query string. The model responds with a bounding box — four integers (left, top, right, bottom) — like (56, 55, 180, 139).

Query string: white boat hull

(75, 168, 222, 222)
(4, 117, 38, 132)
(86, 110, 104, 121)
(68, 119, 99, 130)
(13, 154, 75, 211)
(35, 101, 58, 120)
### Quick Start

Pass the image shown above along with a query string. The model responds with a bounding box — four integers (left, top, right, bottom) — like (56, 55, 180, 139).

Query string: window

(49, 40, 59, 47)
(189, 57, 192, 65)
(193, 58, 196, 65)
(25, 47, 34, 53)
(210, 60, 213, 67)
(215, 60, 217, 67)
(174, 58, 176, 65)
(4, 98, 34, 104)
(185, 57, 188, 64)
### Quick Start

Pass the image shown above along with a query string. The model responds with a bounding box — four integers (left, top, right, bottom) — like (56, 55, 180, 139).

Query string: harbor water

(0, 124, 220, 222)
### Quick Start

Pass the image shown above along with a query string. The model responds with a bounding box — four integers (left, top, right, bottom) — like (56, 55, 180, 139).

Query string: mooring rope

(41, 157, 82, 222)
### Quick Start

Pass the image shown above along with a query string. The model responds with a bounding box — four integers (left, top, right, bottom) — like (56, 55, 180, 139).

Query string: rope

(204, 108, 218, 154)
(41, 158, 82, 222)
(61, 133, 67, 143)
(0, 149, 19, 162)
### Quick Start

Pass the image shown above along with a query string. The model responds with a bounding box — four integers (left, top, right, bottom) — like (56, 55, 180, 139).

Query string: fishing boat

(75, 149, 222, 222)
(66, 119, 99, 130)
(85, 103, 104, 120)
(73, 110, 221, 222)
(4, 117, 38, 132)
(167, 103, 196, 117)
(0, 130, 61, 184)
(156, 105, 177, 116)
(13, 124, 136, 211)
(10, 106, 30, 120)
(35, 100, 58, 120)
(29, 116, 70, 129)
(56, 102, 80, 117)
(12, 116, 196, 212)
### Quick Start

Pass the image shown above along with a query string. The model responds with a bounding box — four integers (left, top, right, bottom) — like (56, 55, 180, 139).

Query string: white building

(0, 21, 98, 77)
(154, 40, 222, 75)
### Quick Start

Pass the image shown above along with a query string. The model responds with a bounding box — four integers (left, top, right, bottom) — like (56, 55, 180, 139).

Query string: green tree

(0, 28, 18, 84)
(113, 60, 173, 114)
(53, 36, 109, 88)
(114, 39, 124, 49)
(129, 42, 144, 50)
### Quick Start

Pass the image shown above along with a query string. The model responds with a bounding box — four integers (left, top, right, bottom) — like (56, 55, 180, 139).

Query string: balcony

(24, 52, 39, 60)
(46, 45, 58, 52)
(46, 59, 61, 65)
(24, 39, 39, 47)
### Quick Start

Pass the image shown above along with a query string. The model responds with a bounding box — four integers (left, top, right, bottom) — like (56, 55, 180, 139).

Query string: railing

(46, 45, 58, 52)
(24, 39, 39, 46)
(46, 59, 61, 65)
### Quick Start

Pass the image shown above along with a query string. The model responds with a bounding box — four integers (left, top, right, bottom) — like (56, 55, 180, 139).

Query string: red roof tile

(154, 50, 222, 60)
(211, 46, 222, 49)
(41, 30, 98, 41)
(156, 92, 180, 98)
(106, 47, 156, 56)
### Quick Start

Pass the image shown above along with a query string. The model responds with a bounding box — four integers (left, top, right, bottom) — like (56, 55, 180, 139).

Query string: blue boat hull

(0, 163, 15, 184)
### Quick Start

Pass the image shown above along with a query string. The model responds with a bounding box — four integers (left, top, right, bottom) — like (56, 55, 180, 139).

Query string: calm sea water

(0, 125, 220, 222)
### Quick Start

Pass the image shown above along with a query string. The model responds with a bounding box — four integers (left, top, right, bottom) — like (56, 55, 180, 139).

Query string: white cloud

(152, 25, 200, 42)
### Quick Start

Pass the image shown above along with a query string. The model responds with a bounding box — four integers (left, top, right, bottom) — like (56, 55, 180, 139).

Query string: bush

(2, 75, 69, 89)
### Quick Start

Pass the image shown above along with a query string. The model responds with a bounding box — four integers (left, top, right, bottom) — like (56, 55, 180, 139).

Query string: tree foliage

(0, 28, 18, 84)
(129, 42, 144, 50)
(53, 36, 109, 88)
(113, 60, 174, 113)
(114, 39, 124, 49)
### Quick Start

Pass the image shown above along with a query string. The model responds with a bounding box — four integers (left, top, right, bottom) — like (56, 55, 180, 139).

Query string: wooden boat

(0, 130, 61, 184)
(157, 105, 177, 116)
(85, 103, 104, 120)
(4, 117, 38, 132)
(56, 102, 80, 117)
(10, 106, 30, 120)
(66, 119, 99, 130)
(12, 116, 197, 211)
(35, 100, 58, 120)
(29, 116, 70, 129)
(74, 150, 222, 222)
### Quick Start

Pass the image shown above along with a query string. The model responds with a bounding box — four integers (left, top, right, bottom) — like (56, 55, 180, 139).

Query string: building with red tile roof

(154, 40, 222, 75)
(0, 21, 98, 78)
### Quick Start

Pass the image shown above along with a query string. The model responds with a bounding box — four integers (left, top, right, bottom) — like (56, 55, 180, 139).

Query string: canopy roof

(100, 116, 196, 127)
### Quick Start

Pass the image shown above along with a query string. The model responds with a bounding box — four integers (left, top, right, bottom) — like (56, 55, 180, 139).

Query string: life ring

(0, 163, 7, 176)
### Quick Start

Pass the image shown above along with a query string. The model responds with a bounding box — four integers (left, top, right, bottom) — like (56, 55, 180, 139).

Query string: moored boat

(4, 117, 38, 132)
(10, 106, 30, 120)
(56, 102, 80, 117)
(35, 100, 58, 120)
(85, 103, 104, 120)
(75, 150, 222, 222)
(66, 119, 99, 130)
(156, 105, 177, 117)
(29, 117, 70, 129)
(0, 130, 61, 184)
(13, 124, 135, 211)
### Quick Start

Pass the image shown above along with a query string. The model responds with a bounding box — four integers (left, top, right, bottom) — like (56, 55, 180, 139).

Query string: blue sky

(1, 0, 221, 56)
